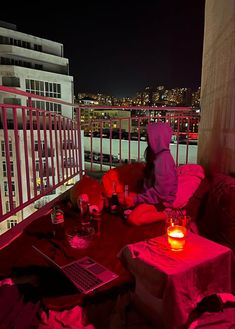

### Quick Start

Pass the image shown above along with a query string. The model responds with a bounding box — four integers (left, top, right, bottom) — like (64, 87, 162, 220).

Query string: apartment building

(0, 21, 77, 234)
(0, 21, 73, 115)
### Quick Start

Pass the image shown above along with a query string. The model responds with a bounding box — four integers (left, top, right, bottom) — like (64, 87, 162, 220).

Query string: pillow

(102, 162, 145, 198)
(172, 164, 205, 209)
(176, 163, 205, 179)
(69, 175, 104, 212)
(185, 177, 211, 223)
(199, 174, 235, 254)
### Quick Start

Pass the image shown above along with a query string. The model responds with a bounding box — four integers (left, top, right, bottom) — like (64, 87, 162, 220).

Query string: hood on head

(147, 122, 172, 154)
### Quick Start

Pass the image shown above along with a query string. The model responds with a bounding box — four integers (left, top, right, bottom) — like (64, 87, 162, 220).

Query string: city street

(84, 137, 198, 166)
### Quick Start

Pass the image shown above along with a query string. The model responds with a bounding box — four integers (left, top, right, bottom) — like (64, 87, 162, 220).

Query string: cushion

(69, 175, 104, 212)
(198, 174, 235, 254)
(102, 162, 145, 198)
(185, 177, 211, 223)
(172, 164, 206, 209)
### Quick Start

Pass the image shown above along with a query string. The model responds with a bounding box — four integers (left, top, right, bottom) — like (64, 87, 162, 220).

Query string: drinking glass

(178, 215, 191, 233)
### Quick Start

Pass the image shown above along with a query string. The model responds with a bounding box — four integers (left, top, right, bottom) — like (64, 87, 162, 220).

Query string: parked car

(84, 151, 119, 164)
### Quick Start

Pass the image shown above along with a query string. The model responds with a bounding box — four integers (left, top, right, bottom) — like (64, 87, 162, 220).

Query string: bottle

(110, 181, 119, 214)
(79, 195, 89, 216)
(51, 207, 65, 240)
(79, 196, 91, 226)
(124, 184, 129, 207)
(122, 184, 131, 220)
(90, 207, 102, 236)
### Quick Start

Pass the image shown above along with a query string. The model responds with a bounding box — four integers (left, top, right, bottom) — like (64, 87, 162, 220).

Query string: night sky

(1, 1, 205, 97)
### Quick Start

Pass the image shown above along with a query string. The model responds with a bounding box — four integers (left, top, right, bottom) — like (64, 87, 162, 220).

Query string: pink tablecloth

(118, 233, 234, 329)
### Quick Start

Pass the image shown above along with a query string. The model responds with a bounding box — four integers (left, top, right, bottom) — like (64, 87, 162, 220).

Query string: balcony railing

(0, 86, 200, 246)
(80, 105, 200, 172)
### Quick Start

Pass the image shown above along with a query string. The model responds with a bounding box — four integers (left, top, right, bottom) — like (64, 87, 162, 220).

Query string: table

(118, 232, 234, 329)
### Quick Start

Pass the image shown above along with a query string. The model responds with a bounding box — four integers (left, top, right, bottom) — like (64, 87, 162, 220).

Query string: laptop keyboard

(63, 262, 102, 291)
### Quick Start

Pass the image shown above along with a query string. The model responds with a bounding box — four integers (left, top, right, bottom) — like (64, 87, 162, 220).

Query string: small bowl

(67, 225, 95, 249)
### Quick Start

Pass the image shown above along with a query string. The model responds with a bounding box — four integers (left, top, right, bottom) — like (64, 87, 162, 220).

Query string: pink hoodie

(136, 122, 178, 206)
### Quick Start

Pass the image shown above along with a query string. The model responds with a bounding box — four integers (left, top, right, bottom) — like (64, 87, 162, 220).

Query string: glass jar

(51, 207, 65, 240)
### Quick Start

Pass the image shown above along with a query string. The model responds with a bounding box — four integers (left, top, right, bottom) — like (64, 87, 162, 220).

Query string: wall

(198, 0, 235, 175)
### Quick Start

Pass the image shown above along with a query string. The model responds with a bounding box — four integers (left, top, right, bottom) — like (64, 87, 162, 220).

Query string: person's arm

(118, 191, 137, 208)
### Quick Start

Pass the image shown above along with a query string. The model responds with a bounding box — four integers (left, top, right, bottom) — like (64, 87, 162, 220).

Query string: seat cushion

(198, 174, 235, 254)
(69, 175, 104, 212)
(185, 177, 211, 223)
(172, 164, 206, 209)
(102, 162, 145, 198)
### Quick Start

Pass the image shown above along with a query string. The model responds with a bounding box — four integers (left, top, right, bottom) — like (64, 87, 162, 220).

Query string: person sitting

(118, 121, 178, 225)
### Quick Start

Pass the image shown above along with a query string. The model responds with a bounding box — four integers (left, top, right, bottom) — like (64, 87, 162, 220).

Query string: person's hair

(144, 145, 155, 181)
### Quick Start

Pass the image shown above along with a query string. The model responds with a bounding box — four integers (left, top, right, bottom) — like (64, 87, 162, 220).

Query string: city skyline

(77, 85, 200, 107)
(1, 0, 205, 97)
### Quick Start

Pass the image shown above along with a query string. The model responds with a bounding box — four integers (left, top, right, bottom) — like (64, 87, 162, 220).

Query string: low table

(118, 232, 234, 329)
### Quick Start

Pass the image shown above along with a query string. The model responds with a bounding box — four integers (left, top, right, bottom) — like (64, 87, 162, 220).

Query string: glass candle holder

(167, 225, 186, 251)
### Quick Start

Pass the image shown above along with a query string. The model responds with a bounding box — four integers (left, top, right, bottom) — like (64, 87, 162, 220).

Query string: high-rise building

(0, 22, 76, 234)
(0, 21, 74, 118)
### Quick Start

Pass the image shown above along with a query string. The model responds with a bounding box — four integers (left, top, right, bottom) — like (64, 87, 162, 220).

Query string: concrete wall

(198, 0, 235, 175)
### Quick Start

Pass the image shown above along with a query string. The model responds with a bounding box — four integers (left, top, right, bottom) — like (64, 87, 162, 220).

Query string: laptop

(32, 245, 118, 294)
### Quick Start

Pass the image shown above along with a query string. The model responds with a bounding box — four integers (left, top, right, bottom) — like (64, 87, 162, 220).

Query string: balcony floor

(0, 198, 234, 329)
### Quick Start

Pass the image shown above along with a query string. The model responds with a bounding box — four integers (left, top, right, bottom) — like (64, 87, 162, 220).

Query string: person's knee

(127, 204, 166, 226)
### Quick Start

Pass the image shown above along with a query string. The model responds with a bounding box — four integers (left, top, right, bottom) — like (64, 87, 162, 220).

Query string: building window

(34, 44, 42, 51)
(4, 181, 15, 196)
(6, 200, 17, 213)
(0, 36, 11, 44)
(3, 161, 14, 177)
(0, 57, 31, 68)
(34, 141, 45, 152)
(35, 159, 46, 171)
(1, 140, 13, 157)
(1, 141, 4, 156)
(7, 219, 18, 229)
(34, 141, 39, 152)
(14, 39, 21, 47)
(45, 102, 61, 114)
(3, 98, 21, 105)
(30, 100, 61, 113)
(4, 182, 7, 196)
(3, 162, 6, 177)
(31, 100, 45, 109)
(25, 79, 61, 113)
(35, 160, 40, 172)
(2, 76, 20, 87)
(46, 82, 61, 98)
(54, 103, 62, 115)
(0, 35, 31, 49)
(0, 57, 11, 65)
(26, 79, 61, 98)
(35, 64, 43, 70)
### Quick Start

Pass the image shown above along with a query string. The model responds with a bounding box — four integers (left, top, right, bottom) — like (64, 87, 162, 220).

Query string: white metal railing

(0, 86, 200, 246)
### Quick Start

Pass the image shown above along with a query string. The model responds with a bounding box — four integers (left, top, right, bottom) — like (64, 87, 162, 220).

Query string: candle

(167, 225, 186, 251)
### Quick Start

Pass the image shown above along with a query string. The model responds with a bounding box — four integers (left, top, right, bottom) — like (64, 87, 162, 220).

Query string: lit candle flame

(168, 230, 184, 238)
(167, 225, 186, 251)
